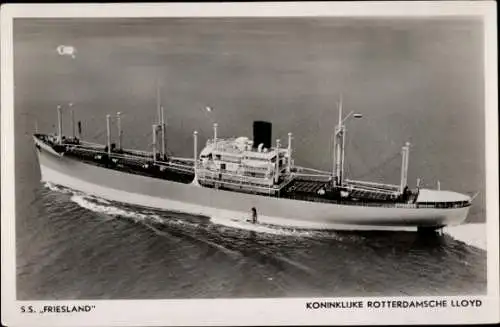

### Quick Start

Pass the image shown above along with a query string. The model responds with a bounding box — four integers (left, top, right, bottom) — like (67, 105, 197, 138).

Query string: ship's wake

(70, 194, 161, 223)
(67, 192, 324, 277)
(41, 183, 328, 285)
(45, 182, 162, 224)
(43, 182, 336, 239)
(44, 181, 73, 194)
(209, 213, 338, 239)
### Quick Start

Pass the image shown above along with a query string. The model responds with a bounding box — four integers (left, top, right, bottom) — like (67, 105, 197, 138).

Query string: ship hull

(35, 141, 470, 231)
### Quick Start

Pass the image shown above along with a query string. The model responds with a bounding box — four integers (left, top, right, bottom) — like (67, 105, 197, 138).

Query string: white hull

(35, 140, 470, 231)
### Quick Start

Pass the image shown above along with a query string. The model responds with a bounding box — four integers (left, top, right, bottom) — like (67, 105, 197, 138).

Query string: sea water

(14, 183, 486, 299)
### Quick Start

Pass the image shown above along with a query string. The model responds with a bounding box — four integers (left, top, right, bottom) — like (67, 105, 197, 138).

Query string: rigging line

(353, 151, 401, 180)
(345, 161, 352, 180)
(345, 134, 368, 177)
(345, 123, 377, 177)
(344, 137, 354, 178)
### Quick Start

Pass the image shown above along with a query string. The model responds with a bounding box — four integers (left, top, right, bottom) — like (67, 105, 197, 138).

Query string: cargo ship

(33, 99, 473, 232)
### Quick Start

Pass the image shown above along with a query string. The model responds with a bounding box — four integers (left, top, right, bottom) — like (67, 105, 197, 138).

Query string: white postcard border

(1, 2, 498, 326)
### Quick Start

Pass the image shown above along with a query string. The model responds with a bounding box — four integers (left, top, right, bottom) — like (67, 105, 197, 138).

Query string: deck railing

(65, 144, 194, 173)
(293, 173, 331, 181)
(283, 193, 470, 209)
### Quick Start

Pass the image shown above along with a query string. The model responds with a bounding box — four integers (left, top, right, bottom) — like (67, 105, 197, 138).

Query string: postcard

(1, 2, 498, 326)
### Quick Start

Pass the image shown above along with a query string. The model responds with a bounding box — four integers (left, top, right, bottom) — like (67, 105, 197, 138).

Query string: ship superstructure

(33, 95, 473, 232)
(196, 121, 293, 194)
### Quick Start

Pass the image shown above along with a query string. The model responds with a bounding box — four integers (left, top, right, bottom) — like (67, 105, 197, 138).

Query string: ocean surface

(13, 18, 487, 299)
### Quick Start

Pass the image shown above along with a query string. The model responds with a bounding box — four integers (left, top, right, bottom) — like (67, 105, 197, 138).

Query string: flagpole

(156, 79, 161, 125)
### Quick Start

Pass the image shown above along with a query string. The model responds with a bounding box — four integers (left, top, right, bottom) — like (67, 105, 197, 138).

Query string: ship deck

(281, 179, 401, 204)
(36, 134, 196, 184)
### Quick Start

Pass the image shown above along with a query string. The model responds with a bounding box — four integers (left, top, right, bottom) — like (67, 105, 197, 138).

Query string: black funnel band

(253, 121, 272, 149)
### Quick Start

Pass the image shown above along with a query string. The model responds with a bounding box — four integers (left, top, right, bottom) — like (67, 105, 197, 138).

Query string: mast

(287, 132, 292, 174)
(152, 124, 157, 163)
(70, 103, 75, 139)
(332, 128, 336, 183)
(341, 121, 346, 185)
(156, 80, 161, 128)
(106, 114, 111, 156)
(57, 105, 63, 144)
(331, 96, 363, 187)
(193, 131, 198, 169)
(400, 145, 406, 192)
(161, 105, 166, 158)
(274, 139, 281, 184)
(213, 123, 218, 150)
(333, 98, 344, 186)
(400, 142, 410, 192)
(156, 80, 165, 158)
(116, 112, 122, 150)
(77, 121, 82, 139)
(405, 142, 410, 188)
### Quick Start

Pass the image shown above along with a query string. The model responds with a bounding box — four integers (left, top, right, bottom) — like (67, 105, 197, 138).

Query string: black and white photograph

(1, 2, 498, 326)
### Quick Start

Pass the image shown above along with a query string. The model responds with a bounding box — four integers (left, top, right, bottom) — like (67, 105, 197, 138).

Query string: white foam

(68, 191, 322, 238)
(45, 181, 114, 206)
(70, 194, 155, 222)
(90, 196, 111, 205)
(43, 181, 73, 194)
(444, 223, 487, 250)
(69, 194, 201, 228)
(45, 176, 200, 228)
(210, 213, 329, 238)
